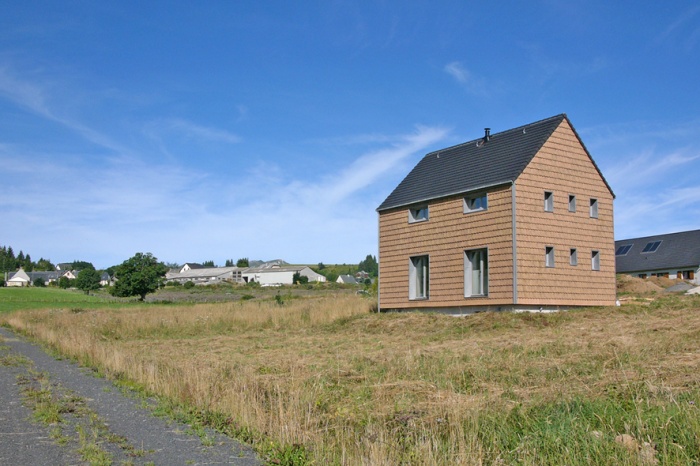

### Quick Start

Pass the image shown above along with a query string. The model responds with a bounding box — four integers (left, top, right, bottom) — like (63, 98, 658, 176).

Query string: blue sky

(1, 1, 699, 268)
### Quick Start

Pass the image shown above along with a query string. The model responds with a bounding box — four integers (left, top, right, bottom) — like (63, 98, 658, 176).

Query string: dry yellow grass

(3, 292, 700, 464)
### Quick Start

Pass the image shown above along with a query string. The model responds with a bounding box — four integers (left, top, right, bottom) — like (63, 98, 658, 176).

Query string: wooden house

(376, 114, 616, 312)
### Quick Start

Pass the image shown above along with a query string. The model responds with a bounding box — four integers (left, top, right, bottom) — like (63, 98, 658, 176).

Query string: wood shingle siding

(514, 120, 615, 306)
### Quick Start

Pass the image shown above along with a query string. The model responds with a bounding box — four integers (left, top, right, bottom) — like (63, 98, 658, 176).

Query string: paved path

(0, 327, 260, 465)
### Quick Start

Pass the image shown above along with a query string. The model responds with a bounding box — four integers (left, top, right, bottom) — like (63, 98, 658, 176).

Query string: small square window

(545, 246, 555, 267)
(589, 198, 598, 218)
(544, 191, 554, 212)
(570, 248, 578, 266)
(591, 250, 600, 271)
(464, 193, 488, 213)
(408, 206, 429, 223)
(568, 195, 576, 212)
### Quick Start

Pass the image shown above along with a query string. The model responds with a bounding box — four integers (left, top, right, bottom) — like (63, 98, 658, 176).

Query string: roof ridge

(425, 113, 566, 156)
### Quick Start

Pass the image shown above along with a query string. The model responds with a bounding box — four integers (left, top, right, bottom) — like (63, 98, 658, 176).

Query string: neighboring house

(166, 266, 245, 284)
(7, 268, 31, 287)
(6, 269, 75, 286)
(355, 271, 370, 281)
(179, 263, 204, 273)
(100, 272, 113, 286)
(337, 275, 358, 285)
(377, 114, 616, 313)
(615, 229, 700, 284)
(242, 266, 326, 285)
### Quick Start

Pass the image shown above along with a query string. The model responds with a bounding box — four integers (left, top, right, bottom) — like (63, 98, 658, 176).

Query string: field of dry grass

(3, 289, 700, 464)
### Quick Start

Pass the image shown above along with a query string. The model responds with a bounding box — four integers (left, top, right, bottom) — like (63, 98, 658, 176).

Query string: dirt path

(0, 327, 260, 465)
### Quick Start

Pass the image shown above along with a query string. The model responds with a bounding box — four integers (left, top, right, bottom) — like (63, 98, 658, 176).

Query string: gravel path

(0, 327, 260, 465)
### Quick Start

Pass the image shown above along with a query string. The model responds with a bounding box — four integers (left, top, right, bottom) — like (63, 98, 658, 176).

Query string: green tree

(236, 257, 249, 267)
(71, 260, 95, 271)
(75, 269, 101, 295)
(202, 260, 215, 267)
(358, 254, 379, 277)
(33, 277, 46, 287)
(110, 253, 167, 301)
(58, 276, 72, 289)
(35, 258, 56, 271)
(293, 272, 309, 285)
(225, 259, 234, 267)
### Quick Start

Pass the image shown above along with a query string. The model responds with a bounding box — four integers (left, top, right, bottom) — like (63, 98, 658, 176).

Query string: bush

(183, 281, 195, 289)
(167, 281, 183, 287)
(33, 277, 46, 287)
(0, 279, 5, 287)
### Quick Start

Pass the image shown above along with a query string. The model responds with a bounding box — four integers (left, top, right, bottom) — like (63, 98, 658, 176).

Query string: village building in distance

(377, 114, 616, 313)
(615, 229, 700, 284)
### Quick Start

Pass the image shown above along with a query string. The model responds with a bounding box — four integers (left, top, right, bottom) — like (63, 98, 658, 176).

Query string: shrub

(33, 277, 46, 287)
(183, 281, 195, 289)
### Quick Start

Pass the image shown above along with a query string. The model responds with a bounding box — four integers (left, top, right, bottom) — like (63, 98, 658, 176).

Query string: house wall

(378, 184, 515, 310)
(626, 268, 699, 285)
(514, 120, 616, 306)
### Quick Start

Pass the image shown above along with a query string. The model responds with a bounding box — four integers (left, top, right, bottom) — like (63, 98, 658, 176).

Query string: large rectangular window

(464, 193, 488, 213)
(544, 191, 554, 212)
(546, 246, 555, 267)
(464, 248, 488, 297)
(408, 206, 429, 223)
(589, 198, 598, 218)
(409, 255, 429, 299)
(591, 250, 600, 271)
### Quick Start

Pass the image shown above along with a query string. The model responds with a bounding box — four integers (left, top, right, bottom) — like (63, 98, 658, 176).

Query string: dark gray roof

(377, 114, 613, 212)
(615, 229, 700, 273)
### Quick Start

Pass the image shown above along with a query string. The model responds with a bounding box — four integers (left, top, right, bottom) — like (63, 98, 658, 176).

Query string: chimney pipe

(484, 128, 491, 142)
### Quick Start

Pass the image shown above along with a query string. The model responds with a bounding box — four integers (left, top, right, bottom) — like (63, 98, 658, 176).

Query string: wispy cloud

(163, 118, 241, 144)
(443, 61, 489, 96)
(656, 5, 700, 50)
(0, 67, 129, 154)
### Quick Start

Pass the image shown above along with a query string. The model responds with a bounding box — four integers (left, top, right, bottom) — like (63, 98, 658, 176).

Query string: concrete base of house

(378, 303, 617, 315)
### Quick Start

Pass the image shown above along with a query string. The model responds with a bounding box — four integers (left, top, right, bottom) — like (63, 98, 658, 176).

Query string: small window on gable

(615, 245, 633, 256)
(590, 198, 598, 218)
(592, 250, 600, 271)
(570, 248, 578, 266)
(544, 191, 554, 212)
(641, 241, 662, 253)
(545, 246, 555, 267)
(408, 206, 429, 223)
(464, 193, 488, 213)
(568, 194, 576, 212)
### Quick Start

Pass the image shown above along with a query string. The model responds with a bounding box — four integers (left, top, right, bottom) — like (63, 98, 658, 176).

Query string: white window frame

(545, 246, 555, 267)
(570, 248, 578, 266)
(589, 198, 598, 218)
(568, 194, 576, 212)
(591, 250, 600, 271)
(544, 191, 554, 212)
(408, 205, 429, 223)
(464, 193, 488, 214)
(464, 248, 488, 297)
(409, 255, 429, 300)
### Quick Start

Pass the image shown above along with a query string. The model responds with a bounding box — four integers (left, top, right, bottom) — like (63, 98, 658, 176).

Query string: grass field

(2, 286, 700, 464)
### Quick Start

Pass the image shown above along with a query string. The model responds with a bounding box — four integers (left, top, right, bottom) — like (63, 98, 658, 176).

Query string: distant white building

(243, 266, 326, 285)
(7, 268, 31, 287)
(166, 266, 244, 284)
(336, 274, 357, 285)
